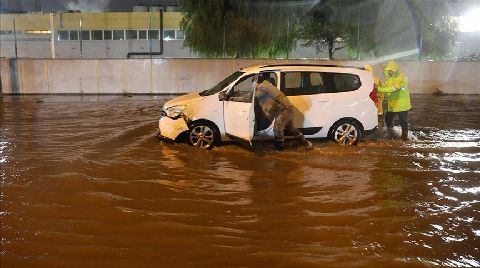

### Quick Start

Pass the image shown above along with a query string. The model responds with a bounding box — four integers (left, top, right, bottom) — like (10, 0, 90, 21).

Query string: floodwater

(1, 95, 479, 268)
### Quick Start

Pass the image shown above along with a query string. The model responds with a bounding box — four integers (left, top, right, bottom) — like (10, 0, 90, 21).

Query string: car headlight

(163, 105, 186, 119)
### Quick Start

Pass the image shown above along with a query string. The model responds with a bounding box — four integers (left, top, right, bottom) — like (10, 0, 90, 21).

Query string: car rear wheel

(189, 121, 219, 150)
(329, 119, 362, 145)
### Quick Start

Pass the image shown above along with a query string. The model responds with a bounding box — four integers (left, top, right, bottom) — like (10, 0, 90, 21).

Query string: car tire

(329, 119, 362, 146)
(189, 121, 220, 150)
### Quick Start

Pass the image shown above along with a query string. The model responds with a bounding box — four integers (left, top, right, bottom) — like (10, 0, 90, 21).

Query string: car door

(222, 74, 257, 143)
(281, 71, 333, 134)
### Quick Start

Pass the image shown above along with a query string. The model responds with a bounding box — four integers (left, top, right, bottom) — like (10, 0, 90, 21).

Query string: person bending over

(255, 73, 313, 151)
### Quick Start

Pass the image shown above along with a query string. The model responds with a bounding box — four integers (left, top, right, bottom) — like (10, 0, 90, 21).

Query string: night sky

(0, 0, 180, 12)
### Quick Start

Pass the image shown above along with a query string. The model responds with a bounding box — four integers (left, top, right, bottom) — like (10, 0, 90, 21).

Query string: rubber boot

(274, 140, 285, 151)
(297, 136, 313, 150)
(387, 128, 395, 139)
(401, 126, 409, 141)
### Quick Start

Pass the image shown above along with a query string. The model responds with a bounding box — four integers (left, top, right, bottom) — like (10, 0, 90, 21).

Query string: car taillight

(369, 84, 378, 107)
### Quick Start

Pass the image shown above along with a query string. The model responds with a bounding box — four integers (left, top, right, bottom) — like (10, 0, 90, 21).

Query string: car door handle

(317, 99, 330, 103)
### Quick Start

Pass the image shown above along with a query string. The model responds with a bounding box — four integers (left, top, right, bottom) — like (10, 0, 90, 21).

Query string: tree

(297, 0, 350, 60)
(179, 0, 233, 57)
(179, 0, 310, 58)
(342, 0, 384, 59)
(298, 0, 457, 61)
(297, 0, 382, 60)
(181, 0, 458, 60)
(372, 0, 457, 60)
(404, 0, 458, 60)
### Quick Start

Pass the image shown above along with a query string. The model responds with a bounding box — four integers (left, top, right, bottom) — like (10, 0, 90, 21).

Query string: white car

(158, 64, 378, 149)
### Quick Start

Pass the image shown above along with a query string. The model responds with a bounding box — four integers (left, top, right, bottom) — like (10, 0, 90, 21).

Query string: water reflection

(0, 95, 479, 267)
(0, 141, 8, 166)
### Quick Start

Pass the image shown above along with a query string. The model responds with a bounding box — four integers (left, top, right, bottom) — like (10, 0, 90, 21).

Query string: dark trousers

(385, 111, 409, 137)
(273, 107, 303, 142)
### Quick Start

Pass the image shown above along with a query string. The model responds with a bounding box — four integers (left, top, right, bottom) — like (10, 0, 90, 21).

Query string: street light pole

(50, 13, 56, 59)
(149, 15, 152, 58)
(13, 18, 18, 59)
(79, 16, 83, 58)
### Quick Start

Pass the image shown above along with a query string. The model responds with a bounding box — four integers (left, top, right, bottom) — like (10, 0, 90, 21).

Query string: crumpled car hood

(164, 91, 205, 108)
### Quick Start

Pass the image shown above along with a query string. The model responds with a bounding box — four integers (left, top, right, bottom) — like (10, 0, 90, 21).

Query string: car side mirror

(218, 91, 229, 101)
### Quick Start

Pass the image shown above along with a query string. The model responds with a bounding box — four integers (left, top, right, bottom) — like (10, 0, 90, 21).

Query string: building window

(163, 29, 175, 40)
(58, 30, 69, 41)
(69, 30, 79, 40)
(91, 30, 103, 40)
(148, 30, 159, 40)
(81, 30, 90, 40)
(53, 29, 184, 41)
(113, 30, 124, 40)
(103, 30, 112, 40)
(126, 30, 138, 40)
(176, 30, 185, 40)
(138, 30, 147, 40)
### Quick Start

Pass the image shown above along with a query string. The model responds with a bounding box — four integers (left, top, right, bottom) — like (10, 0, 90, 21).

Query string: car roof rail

(258, 63, 365, 70)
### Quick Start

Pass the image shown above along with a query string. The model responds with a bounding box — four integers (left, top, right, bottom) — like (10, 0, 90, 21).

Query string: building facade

(0, 7, 478, 60)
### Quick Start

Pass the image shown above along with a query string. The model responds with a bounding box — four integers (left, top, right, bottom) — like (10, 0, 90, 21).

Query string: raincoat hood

(384, 61, 399, 77)
(364, 64, 374, 73)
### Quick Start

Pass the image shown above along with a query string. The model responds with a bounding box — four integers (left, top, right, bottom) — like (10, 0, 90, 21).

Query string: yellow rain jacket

(364, 64, 384, 115)
(378, 61, 411, 112)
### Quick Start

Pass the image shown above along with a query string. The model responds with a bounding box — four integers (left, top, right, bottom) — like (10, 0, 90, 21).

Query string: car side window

(229, 74, 255, 103)
(281, 72, 327, 96)
(260, 72, 278, 87)
(277, 71, 362, 96)
(281, 72, 302, 96)
(332, 73, 361, 92)
(304, 72, 327, 94)
(310, 72, 323, 88)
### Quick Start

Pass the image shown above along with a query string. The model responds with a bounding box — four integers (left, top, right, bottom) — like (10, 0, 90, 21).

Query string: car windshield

(201, 71, 244, 96)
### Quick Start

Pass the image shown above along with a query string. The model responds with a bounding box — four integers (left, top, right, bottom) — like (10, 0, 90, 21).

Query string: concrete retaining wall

(1, 58, 479, 94)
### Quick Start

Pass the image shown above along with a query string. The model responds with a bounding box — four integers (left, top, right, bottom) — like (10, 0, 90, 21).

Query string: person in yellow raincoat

(364, 64, 384, 125)
(378, 61, 411, 140)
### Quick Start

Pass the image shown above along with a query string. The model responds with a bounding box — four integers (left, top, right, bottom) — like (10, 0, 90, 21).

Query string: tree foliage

(180, 0, 458, 60)
(404, 0, 458, 60)
(342, 0, 384, 59)
(297, 0, 347, 60)
(179, 0, 310, 58)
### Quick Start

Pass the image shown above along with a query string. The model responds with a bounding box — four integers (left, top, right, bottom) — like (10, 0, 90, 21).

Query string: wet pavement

(1, 94, 479, 267)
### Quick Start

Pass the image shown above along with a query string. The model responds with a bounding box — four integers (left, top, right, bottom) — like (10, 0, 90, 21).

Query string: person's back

(254, 76, 312, 150)
(255, 80, 292, 122)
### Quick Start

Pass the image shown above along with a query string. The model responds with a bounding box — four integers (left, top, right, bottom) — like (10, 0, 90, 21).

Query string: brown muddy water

(1, 95, 479, 268)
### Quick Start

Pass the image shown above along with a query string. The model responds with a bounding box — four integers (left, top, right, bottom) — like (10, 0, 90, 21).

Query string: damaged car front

(159, 104, 190, 141)
(158, 71, 245, 148)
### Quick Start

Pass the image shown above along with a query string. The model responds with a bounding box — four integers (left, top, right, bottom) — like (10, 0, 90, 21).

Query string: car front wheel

(189, 122, 220, 150)
(329, 120, 362, 145)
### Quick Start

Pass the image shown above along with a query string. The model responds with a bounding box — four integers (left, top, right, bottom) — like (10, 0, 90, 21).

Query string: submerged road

(1, 95, 479, 267)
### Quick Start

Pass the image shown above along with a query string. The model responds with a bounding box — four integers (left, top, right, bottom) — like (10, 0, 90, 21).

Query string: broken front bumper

(158, 116, 189, 141)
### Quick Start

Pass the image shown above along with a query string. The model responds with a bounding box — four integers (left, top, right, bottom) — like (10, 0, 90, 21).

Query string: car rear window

(332, 73, 361, 93)
(281, 71, 361, 96)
